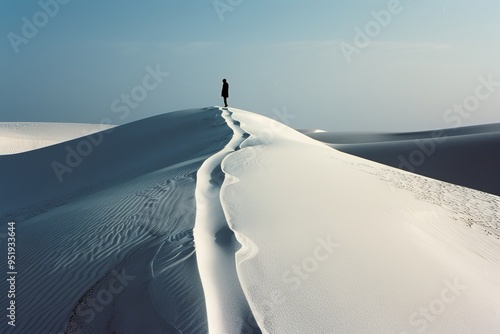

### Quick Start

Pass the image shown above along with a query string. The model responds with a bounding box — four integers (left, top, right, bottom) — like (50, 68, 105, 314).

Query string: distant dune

(0, 122, 115, 155)
(305, 123, 500, 196)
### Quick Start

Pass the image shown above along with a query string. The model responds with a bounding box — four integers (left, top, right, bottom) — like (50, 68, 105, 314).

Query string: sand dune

(223, 108, 500, 333)
(1, 107, 499, 333)
(0, 108, 231, 222)
(0, 122, 115, 155)
(0, 107, 230, 333)
(305, 124, 500, 196)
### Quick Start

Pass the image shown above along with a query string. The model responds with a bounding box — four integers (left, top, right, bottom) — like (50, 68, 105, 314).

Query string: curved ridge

(193, 107, 262, 334)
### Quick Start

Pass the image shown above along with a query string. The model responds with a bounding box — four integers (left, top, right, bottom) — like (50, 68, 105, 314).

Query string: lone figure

(221, 79, 229, 107)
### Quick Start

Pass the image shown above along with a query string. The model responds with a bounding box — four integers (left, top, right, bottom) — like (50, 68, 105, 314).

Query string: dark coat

(221, 82, 229, 98)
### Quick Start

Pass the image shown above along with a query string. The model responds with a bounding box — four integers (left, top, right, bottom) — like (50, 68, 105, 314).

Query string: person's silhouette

(221, 79, 229, 107)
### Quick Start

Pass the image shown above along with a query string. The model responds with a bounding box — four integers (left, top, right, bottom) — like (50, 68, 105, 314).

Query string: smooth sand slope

(1, 108, 231, 221)
(219, 108, 500, 333)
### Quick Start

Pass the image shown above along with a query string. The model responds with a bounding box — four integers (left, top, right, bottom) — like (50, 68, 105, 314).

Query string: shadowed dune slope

(305, 124, 500, 196)
(0, 107, 233, 334)
(1, 107, 232, 221)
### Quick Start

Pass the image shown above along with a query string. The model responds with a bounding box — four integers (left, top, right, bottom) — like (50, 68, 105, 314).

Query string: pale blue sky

(1, 0, 499, 131)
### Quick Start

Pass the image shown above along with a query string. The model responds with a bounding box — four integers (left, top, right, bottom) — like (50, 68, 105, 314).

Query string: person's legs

(223, 97, 228, 107)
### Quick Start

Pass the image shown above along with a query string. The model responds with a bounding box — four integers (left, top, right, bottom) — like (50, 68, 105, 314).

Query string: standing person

(221, 79, 229, 107)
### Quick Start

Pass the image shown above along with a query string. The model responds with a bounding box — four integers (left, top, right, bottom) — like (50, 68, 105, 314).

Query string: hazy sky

(2, 0, 500, 131)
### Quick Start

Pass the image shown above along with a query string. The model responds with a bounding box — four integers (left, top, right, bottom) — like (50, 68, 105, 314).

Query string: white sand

(0, 122, 115, 155)
(217, 108, 500, 333)
(194, 109, 255, 333)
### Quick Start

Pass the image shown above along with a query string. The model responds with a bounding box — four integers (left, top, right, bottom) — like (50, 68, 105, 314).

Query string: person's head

(222, 79, 227, 83)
